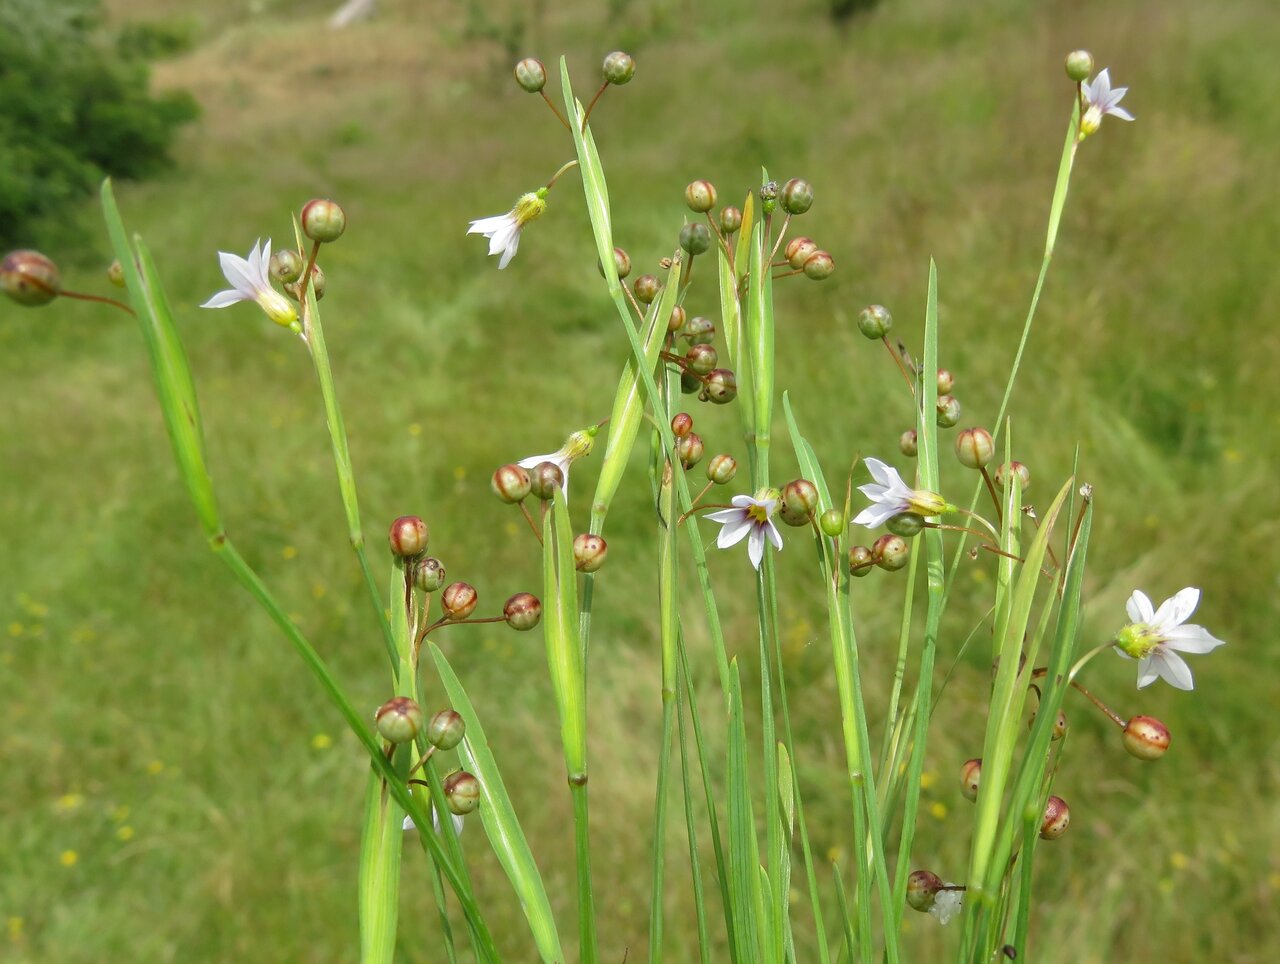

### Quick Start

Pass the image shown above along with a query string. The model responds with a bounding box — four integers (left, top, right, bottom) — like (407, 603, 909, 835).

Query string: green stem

(572, 784, 599, 963)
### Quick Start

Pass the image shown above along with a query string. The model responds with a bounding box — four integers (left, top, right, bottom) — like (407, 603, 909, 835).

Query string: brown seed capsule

(491, 463, 532, 503)
(703, 368, 737, 405)
(685, 343, 718, 376)
(960, 758, 981, 802)
(994, 461, 1031, 491)
(906, 870, 943, 912)
(784, 236, 818, 270)
(413, 557, 446, 593)
(1040, 795, 1070, 840)
(503, 592, 542, 631)
(667, 304, 687, 334)
(899, 429, 918, 458)
(1, 250, 61, 306)
(426, 709, 465, 750)
(388, 516, 429, 558)
(301, 198, 346, 243)
(779, 479, 819, 527)
(573, 533, 608, 573)
(634, 274, 660, 304)
(441, 582, 478, 620)
(719, 206, 742, 234)
(671, 412, 694, 438)
(936, 395, 961, 428)
(528, 461, 565, 501)
(443, 770, 481, 814)
(706, 453, 737, 485)
(1123, 715, 1171, 761)
(375, 696, 424, 744)
(682, 316, 715, 346)
(677, 432, 704, 470)
(598, 246, 632, 280)
(848, 545, 874, 576)
(269, 248, 304, 284)
(780, 177, 814, 215)
(685, 180, 717, 214)
(936, 368, 955, 395)
(872, 534, 910, 571)
(802, 250, 834, 280)
(955, 427, 995, 469)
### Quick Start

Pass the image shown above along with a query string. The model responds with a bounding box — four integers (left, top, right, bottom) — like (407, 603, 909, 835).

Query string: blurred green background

(2, 0, 1278, 960)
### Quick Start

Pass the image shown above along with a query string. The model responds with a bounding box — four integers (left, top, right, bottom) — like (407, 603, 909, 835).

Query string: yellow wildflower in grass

(116, 826, 135, 842)
(929, 801, 949, 821)
(55, 793, 84, 812)
(59, 850, 78, 867)
(146, 760, 165, 775)
(311, 733, 333, 750)
(1170, 851, 1190, 870)
(281, 545, 298, 560)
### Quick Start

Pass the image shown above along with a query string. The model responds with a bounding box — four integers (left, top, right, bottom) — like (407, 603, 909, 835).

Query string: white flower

(929, 885, 963, 926)
(1081, 68, 1135, 136)
(402, 806, 465, 836)
(852, 457, 948, 529)
(517, 427, 597, 504)
(468, 189, 548, 269)
(199, 238, 298, 328)
(1113, 587, 1225, 690)
(704, 490, 784, 571)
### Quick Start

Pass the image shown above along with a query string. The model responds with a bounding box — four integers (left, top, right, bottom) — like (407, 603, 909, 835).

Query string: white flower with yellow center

(705, 489, 784, 571)
(517, 426, 598, 504)
(1113, 587, 1225, 690)
(1080, 68, 1135, 137)
(468, 189, 549, 269)
(200, 238, 298, 328)
(853, 457, 949, 529)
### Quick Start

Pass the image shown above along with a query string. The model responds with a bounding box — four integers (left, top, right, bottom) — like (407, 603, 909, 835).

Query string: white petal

(717, 517, 754, 549)
(747, 526, 765, 569)
(1152, 587, 1200, 631)
(497, 229, 521, 269)
(1152, 649, 1194, 690)
(487, 222, 515, 257)
(863, 457, 897, 488)
(1134, 656, 1160, 688)
(257, 238, 273, 280)
(558, 461, 570, 504)
(200, 288, 249, 309)
(402, 814, 416, 831)
(217, 250, 260, 297)
(730, 494, 757, 509)
(1093, 69, 1112, 101)
(852, 503, 898, 528)
(517, 452, 557, 469)
(1125, 590, 1155, 624)
(857, 481, 890, 501)
(468, 214, 510, 236)
(764, 520, 783, 552)
(1108, 105, 1135, 122)
(1163, 624, 1226, 655)
(704, 507, 747, 525)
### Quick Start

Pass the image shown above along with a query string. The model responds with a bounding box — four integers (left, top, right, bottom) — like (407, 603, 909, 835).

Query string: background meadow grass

(2, 0, 1278, 960)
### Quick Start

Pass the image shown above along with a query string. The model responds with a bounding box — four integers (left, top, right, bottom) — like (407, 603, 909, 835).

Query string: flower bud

(491, 463, 532, 503)
(706, 453, 738, 485)
(759, 180, 779, 215)
(872, 534, 910, 571)
(285, 263, 326, 301)
(413, 557, 446, 593)
(602, 50, 635, 85)
(802, 250, 834, 280)
(686, 343, 718, 376)
(682, 315, 715, 345)
(671, 412, 694, 438)
(634, 274, 660, 304)
(528, 461, 565, 501)
(1065, 49, 1094, 83)
(886, 512, 925, 538)
(779, 479, 819, 527)
(270, 247, 304, 284)
(1, 250, 60, 306)
(427, 709, 466, 750)
(899, 429, 918, 458)
(573, 533, 608, 572)
(1040, 795, 1070, 840)
(1122, 715, 1170, 761)
(954, 427, 995, 469)
(819, 508, 844, 537)
(703, 368, 737, 405)
(784, 236, 819, 270)
(514, 57, 547, 92)
(994, 461, 1031, 491)
(936, 395, 961, 428)
(301, 198, 346, 244)
(906, 870, 944, 912)
(679, 223, 711, 256)
(388, 516, 429, 558)
(677, 432, 704, 470)
(936, 368, 955, 395)
(441, 582, 478, 620)
(780, 177, 814, 215)
(685, 180, 717, 213)
(719, 206, 742, 234)
(667, 304, 687, 334)
(106, 259, 125, 288)
(857, 304, 892, 340)
(597, 246, 631, 280)
(848, 545, 874, 576)
(960, 758, 981, 802)
(375, 696, 423, 744)
(503, 592, 542, 631)
(444, 770, 481, 815)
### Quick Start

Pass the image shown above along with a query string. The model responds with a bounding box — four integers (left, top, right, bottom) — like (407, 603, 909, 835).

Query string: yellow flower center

(1115, 623, 1162, 658)
(256, 289, 298, 328)
(514, 191, 548, 228)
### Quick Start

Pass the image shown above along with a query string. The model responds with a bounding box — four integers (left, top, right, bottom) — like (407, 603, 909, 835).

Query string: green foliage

(0, 0, 197, 247)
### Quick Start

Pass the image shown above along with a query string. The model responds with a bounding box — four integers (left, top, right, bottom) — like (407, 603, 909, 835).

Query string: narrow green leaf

(726, 662, 762, 964)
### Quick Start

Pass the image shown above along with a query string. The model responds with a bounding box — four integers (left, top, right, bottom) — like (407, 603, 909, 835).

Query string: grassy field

(3, 0, 1278, 960)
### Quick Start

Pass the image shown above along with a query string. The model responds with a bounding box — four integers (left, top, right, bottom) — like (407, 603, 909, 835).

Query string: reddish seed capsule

(667, 304, 687, 334)
(906, 870, 943, 912)
(1123, 715, 1171, 761)
(994, 461, 1032, 492)
(683, 315, 715, 345)
(685, 343, 718, 376)
(528, 461, 564, 501)
(955, 427, 995, 469)
(802, 249, 834, 280)
(677, 432, 704, 470)
(441, 582, 478, 620)
(573, 533, 608, 573)
(779, 479, 819, 527)
(703, 368, 737, 405)
(960, 758, 981, 802)
(780, 177, 814, 215)
(684, 179, 718, 213)
(413, 557, 446, 593)
(301, 198, 346, 243)
(491, 464, 532, 503)
(706, 454, 737, 485)
(1, 250, 61, 306)
(936, 368, 955, 395)
(503, 592, 542, 631)
(671, 412, 694, 438)
(872, 534, 910, 571)
(936, 394, 961, 428)
(784, 236, 818, 270)
(634, 274, 660, 304)
(899, 429, 918, 458)
(443, 770, 481, 814)
(848, 545, 874, 577)
(388, 516, 429, 558)
(719, 206, 742, 234)
(1040, 795, 1070, 840)
(426, 709, 465, 750)
(375, 696, 424, 744)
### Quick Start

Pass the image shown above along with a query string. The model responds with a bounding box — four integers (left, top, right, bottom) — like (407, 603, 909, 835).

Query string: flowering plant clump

(8, 42, 1232, 964)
